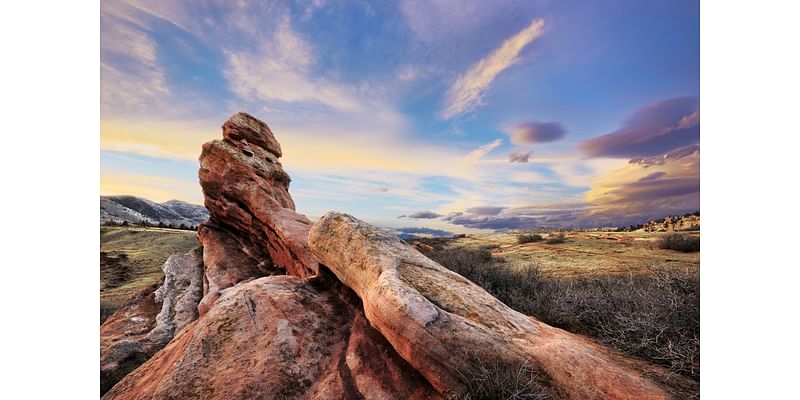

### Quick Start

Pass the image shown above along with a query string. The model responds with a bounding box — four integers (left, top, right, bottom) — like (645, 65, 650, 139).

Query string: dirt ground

(439, 231, 699, 278)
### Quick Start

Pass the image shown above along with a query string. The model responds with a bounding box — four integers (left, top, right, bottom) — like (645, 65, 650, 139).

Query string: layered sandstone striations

(198, 112, 317, 313)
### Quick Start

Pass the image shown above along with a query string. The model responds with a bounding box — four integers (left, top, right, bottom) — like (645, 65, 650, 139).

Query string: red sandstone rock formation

(103, 275, 438, 400)
(309, 212, 691, 399)
(197, 223, 276, 315)
(103, 112, 696, 399)
(198, 112, 317, 283)
(104, 113, 438, 399)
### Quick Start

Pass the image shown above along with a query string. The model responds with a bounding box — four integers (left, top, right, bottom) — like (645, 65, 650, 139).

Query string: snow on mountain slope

(100, 196, 208, 227)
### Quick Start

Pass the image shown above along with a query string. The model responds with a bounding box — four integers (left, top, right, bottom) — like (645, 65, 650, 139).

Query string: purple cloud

(507, 122, 566, 144)
(403, 210, 442, 219)
(579, 97, 699, 158)
(395, 227, 454, 238)
(443, 213, 539, 230)
(465, 206, 505, 216)
(638, 171, 667, 182)
(630, 144, 700, 167)
(508, 151, 532, 163)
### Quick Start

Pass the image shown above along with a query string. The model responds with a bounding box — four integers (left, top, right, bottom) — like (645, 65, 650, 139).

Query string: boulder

(102, 275, 438, 400)
(309, 212, 677, 399)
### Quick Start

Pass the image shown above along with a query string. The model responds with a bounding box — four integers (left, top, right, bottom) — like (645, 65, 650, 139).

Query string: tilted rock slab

(100, 247, 204, 395)
(103, 275, 439, 400)
(309, 212, 676, 399)
(198, 112, 317, 296)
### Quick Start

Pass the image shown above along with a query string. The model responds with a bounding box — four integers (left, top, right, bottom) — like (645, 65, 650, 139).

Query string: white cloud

(440, 18, 544, 119)
(224, 16, 366, 112)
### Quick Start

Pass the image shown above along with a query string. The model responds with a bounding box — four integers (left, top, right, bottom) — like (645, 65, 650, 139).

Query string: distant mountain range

(100, 196, 208, 227)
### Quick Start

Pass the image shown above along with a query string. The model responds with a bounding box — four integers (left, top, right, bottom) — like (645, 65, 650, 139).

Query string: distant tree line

(102, 220, 198, 231)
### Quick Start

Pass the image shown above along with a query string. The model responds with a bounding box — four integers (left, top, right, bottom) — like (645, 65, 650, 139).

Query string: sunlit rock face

(198, 112, 318, 282)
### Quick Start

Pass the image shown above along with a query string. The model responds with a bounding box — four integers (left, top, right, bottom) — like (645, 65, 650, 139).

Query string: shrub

(517, 233, 543, 244)
(657, 234, 700, 252)
(450, 360, 554, 400)
(424, 248, 700, 381)
(545, 232, 565, 244)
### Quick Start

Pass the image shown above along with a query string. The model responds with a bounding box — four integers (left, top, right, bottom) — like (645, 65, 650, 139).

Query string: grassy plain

(445, 230, 699, 277)
(100, 226, 198, 319)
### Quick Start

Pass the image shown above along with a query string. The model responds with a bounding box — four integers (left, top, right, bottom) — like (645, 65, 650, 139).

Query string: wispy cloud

(440, 18, 545, 119)
(101, 1, 169, 116)
(464, 139, 503, 162)
(224, 16, 365, 112)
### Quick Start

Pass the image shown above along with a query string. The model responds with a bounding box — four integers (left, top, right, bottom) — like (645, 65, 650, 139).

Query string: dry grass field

(100, 226, 198, 322)
(414, 230, 700, 387)
(442, 230, 699, 277)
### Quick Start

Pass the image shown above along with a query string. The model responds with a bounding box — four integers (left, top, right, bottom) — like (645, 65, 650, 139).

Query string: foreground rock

(103, 275, 438, 400)
(310, 212, 685, 399)
(100, 282, 162, 395)
(100, 248, 204, 395)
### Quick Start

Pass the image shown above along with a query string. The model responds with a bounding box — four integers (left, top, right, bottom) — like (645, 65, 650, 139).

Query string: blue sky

(100, 0, 699, 233)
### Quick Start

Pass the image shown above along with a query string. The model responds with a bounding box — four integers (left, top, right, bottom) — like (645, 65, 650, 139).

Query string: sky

(100, 0, 699, 234)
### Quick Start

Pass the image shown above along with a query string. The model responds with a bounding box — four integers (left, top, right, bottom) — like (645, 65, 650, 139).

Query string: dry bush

(517, 234, 543, 244)
(657, 234, 700, 252)
(450, 360, 555, 400)
(425, 248, 700, 380)
(545, 232, 566, 244)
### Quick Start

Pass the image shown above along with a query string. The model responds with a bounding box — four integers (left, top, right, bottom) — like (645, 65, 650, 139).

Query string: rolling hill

(100, 195, 208, 227)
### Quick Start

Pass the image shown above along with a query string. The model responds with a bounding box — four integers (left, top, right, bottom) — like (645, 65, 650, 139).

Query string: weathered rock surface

(147, 247, 204, 344)
(197, 223, 277, 315)
(100, 281, 162, 395)
(199, 112, 317, 281)
(309, 212, 681, 399)
(100, 248, 204, 395)
(103, 274, 439, 400)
